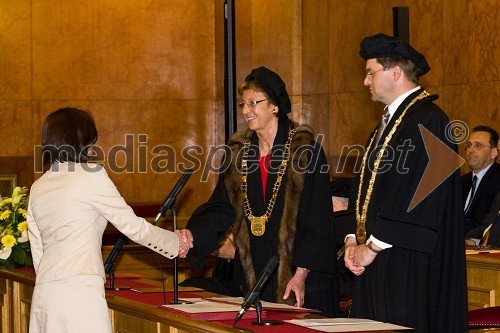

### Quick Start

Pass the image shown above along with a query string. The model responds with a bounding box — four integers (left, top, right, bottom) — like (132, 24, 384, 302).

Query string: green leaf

(19, 242, 30, 249)
(24, 254, 33, 267)
(12, 247, 27, 264)
(0, 259, 15, 269)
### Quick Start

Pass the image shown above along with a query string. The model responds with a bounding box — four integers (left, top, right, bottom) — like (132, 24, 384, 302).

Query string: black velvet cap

(245, 66, 291, 115)
(359, 33, 430, 76)
(330, 179, 352, 198)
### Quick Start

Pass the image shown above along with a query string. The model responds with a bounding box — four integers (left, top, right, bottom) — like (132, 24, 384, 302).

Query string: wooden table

(0, 268, 346, 333)
(466, 252, 500, 310)
(0, 268, 254, 333)
(0, 267, 413, 333)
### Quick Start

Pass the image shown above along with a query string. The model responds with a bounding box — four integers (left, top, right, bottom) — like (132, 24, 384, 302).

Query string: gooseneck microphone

(104, 236, 127, 275)
(103, 169, 194, 288)
(154, 168, 194, 223)
(233, 255, 279, 326)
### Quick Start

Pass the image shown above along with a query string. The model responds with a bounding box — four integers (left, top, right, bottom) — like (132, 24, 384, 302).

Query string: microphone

(154, 168, 194, 222)
(233, 255, 279, 326)
(104, 236, 127, 275)
(104, 169, 193, 281)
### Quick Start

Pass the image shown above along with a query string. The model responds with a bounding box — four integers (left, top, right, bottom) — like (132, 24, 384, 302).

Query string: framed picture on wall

(0, 174, 17, 199)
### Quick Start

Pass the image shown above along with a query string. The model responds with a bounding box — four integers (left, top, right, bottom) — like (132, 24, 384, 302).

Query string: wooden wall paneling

(442, 0, 470, 86)
(0, 1, 32, 101)
(301, 1, 330, 151)
(26, 1, 223, 212)
(0, 157, 35, 191)
(0, 103, 34, 157)
(404, 0, 444, 89)
(1, 0, 498, 203)
(464, 0, 499, 84)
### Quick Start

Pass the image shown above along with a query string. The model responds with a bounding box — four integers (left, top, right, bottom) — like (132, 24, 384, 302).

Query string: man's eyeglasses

(464, 142, 495, 151)
(238, 99, 268, 110)
(365, 68, 387, 79)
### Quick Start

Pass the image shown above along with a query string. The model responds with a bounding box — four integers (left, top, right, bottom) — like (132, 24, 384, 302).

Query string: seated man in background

(462, 125, 500, 234)
(466, 191, 500, 248)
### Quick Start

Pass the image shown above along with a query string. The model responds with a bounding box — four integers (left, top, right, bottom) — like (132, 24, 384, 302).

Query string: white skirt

(29, 275, 112, 333)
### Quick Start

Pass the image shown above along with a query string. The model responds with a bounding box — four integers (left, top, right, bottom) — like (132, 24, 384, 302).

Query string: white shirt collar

(385, 86, 421, 122)
(473, 162, 494, 185)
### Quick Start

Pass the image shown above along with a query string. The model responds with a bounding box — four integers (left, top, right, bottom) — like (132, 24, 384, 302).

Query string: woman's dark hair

(42, 107, 98, 164)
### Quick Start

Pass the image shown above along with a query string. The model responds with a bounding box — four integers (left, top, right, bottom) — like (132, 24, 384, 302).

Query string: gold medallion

(241, 128, 297, 237)
(249, 215, 267, 236)
(356, 224, 366, 243)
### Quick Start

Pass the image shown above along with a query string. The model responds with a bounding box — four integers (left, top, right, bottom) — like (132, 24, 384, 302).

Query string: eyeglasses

(238, 99, 268, 110)
(464, 142, 495, 151)
(365, 68, 387, 79)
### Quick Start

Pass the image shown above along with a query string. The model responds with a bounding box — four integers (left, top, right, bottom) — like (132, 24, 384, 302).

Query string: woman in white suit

(27, 107, 192, 333)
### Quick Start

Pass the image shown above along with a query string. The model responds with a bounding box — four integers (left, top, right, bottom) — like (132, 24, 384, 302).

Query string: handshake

(174, 229, 194, 258)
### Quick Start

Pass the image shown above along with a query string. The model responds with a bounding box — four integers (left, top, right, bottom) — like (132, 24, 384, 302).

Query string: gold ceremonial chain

(241, 128, 297, 236)
(355, 91, 430, 243)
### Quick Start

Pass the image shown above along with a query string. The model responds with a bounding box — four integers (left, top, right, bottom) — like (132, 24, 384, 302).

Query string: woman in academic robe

(182, 67, 339, 317)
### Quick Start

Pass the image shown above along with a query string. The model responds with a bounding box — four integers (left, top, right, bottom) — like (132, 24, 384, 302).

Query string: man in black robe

(343, 33, 468, 332)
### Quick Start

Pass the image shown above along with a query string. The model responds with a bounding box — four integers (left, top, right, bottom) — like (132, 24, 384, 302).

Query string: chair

(468, 306, 500, 329)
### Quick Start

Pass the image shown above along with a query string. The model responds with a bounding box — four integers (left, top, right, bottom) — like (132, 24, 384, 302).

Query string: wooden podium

(0, 268, 246, 333)
(0, 268, 329, 333)
(466, 252, 500, 310)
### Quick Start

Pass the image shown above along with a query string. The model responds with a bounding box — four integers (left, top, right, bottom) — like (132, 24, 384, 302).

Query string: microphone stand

(104, 169, 193, 294)
(251, 299, 283, 326)
(104, 235, 130, 290)
(148, 204, 183, 304)
(168, 204, 183, 305)
(232, 255, 283, 327)
(154, 199, 189, 305)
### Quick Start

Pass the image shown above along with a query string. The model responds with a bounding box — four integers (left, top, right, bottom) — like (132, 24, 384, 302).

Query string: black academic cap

(330, 179, 353, 198)
(359, 33, 430, 76)
(245, 66, 291, 115)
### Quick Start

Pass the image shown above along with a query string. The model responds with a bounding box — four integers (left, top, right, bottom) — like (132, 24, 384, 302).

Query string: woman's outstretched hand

(175, 229, 194, 258)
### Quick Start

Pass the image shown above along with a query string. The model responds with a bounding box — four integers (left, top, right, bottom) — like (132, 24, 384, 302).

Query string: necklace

(241, 128, 297, 236)
(355, 91, 430, 243)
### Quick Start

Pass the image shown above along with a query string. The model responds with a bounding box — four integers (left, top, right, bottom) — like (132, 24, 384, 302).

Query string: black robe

(186, 117, 339, 317)
(348, 89, 468, 332)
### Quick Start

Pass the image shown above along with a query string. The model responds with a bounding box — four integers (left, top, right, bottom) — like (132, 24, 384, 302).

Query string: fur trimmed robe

(224, 123, 313, 303)
(187, 118, 338, 316)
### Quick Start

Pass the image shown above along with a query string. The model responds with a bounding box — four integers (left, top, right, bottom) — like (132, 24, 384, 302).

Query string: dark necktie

(374, 107, 390, 147)
(464, 175, 478, 213)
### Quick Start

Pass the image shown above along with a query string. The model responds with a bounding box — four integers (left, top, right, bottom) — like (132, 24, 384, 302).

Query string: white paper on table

(207, 296, 319, 312)
(177, 297, 204, 303)
(162, 300, 254, 314)
(285, 318, 412, 332)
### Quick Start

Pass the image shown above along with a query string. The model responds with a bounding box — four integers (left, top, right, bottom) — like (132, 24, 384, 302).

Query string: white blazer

(27, 162, 179, 283)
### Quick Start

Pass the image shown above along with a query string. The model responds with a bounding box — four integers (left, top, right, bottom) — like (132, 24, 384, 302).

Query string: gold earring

(272, 109, 278, 116)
